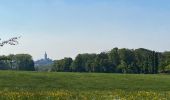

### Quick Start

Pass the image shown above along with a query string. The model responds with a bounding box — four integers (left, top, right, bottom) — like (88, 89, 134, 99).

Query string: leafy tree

(118, 48, 136, 73)
(0, 56, 11, 70)
(71, 54, 96, 72)
(52, 57, 73, 72)
(94, 52, 109, 72)
(159, 52, 170, 73)
(14, 54, 35, 71)
(71, 54, 84, 72)
(108, 48, 120, 72)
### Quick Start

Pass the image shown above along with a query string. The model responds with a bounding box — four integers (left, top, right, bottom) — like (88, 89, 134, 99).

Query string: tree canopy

(52, 48, 170, 74)
(0, 54, 35, 71)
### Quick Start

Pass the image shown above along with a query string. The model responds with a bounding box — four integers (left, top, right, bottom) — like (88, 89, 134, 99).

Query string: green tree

(108, 48, 120, 72)
(14, 54, 35, 71)
(71, 54, 84, 72)
(118, 48, 136, 73)
(0, 55, 11, 70)
(52, 57, 73, 72)
(71, 54, 96, 72)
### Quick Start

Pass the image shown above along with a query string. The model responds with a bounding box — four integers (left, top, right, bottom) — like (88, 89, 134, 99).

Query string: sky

(0, 0, 170, 60)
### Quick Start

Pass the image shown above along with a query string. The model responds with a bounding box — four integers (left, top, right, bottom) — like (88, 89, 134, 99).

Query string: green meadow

(0, 71, 170, 100)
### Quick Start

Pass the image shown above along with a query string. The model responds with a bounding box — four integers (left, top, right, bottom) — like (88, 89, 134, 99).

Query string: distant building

(34, 52, 53, 66)
(45, 52, 47, 60)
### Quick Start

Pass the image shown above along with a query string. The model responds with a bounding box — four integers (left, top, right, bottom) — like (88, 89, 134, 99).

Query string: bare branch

(0, 36, 21, 47)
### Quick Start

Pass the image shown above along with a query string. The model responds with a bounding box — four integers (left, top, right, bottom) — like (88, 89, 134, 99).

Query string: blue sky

(0, 0, 170, 60)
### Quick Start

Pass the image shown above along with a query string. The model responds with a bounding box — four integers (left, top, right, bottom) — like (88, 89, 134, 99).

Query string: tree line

(0, 54, 35, 71)
(52, 48, 170, 74)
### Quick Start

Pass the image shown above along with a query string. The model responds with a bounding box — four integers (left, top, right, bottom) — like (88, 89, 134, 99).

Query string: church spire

(45, 52, 47, 60)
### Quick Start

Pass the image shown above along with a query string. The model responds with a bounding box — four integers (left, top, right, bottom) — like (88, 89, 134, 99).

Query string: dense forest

(0, 54, 35, 71)
(52, 48, 170, 74)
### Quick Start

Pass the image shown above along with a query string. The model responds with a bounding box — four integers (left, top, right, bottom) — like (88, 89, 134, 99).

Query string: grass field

(0, 71, 170, 100)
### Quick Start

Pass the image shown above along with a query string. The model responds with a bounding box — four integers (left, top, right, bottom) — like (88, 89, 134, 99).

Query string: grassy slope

(0, 71, 169, 92)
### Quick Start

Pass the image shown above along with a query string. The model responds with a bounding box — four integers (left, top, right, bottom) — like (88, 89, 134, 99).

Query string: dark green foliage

(159, 51, 170, 73)
(71, 54, 85, 72)
(14, 54, 35, 71)
(108, 48, 120, 72)
(52, 48, 169, 74)
(0, 54, 35, 71)
(52, 57, 73, 72)
(71, 54, 97, 72)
